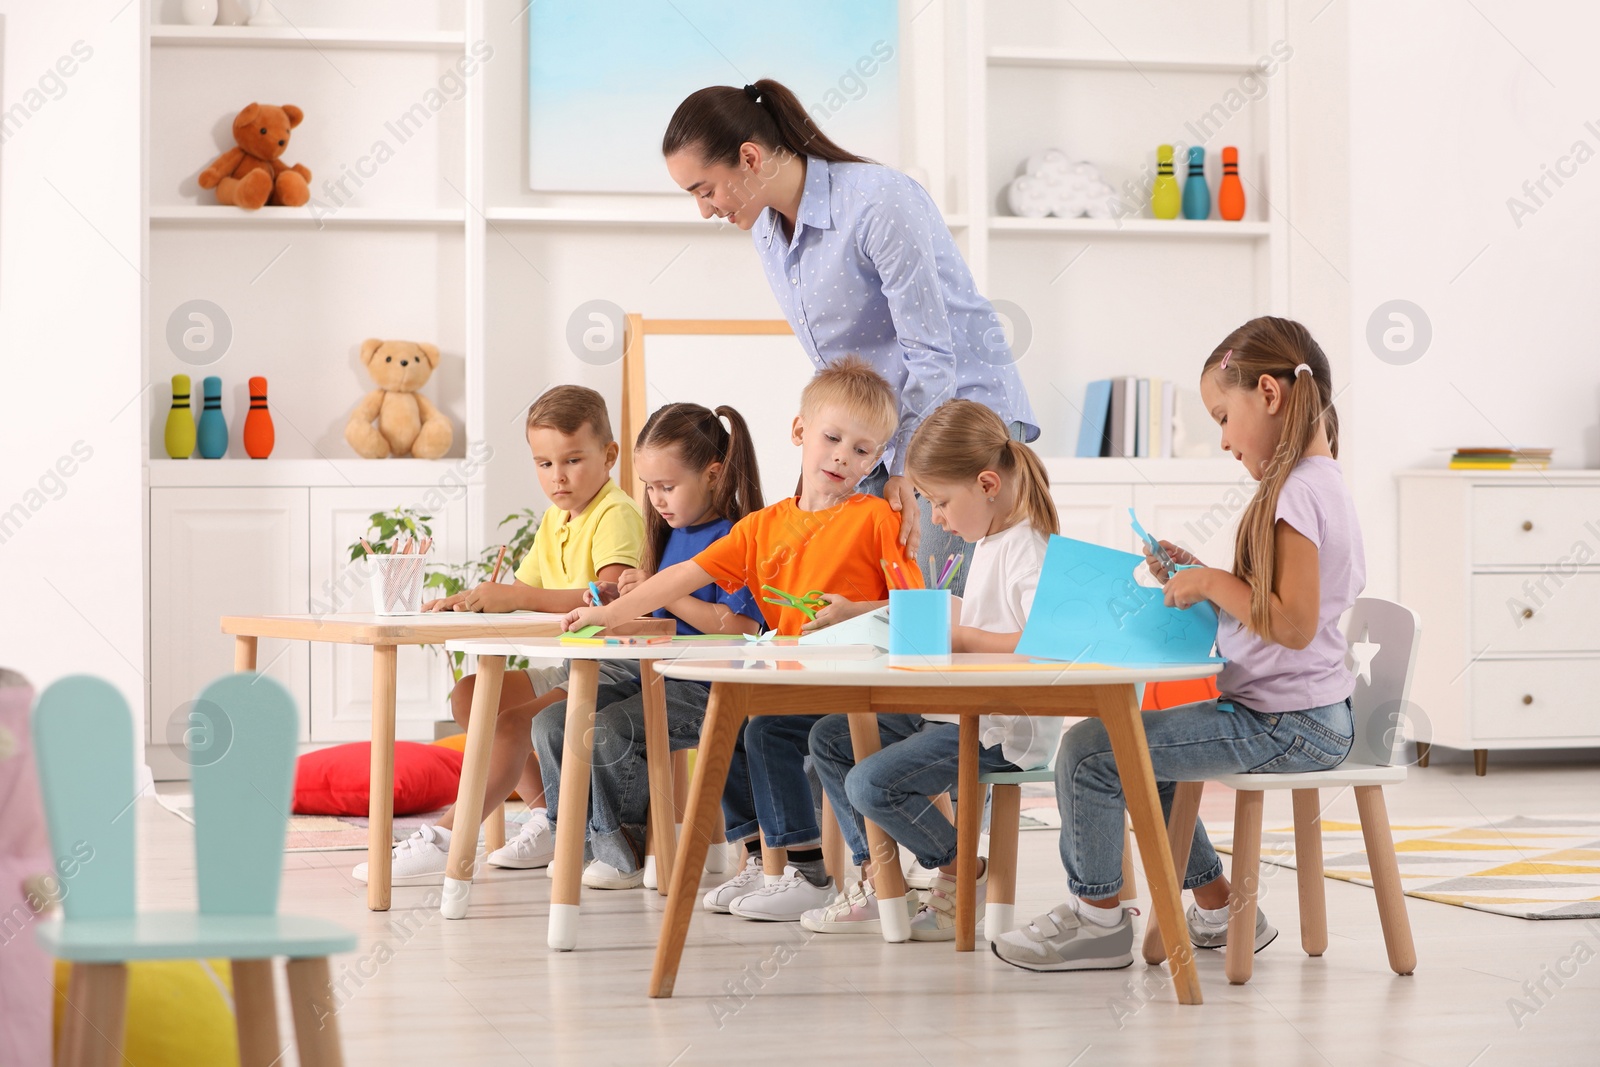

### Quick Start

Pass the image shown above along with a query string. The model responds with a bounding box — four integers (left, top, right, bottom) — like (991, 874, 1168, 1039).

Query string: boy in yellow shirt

(353, 385, 643, 886)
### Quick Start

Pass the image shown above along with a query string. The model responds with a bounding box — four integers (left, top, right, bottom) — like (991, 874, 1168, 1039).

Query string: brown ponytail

(635, 402, 765, 574)
(1202, 316, 1338, 638)
(905, 399, 1059, 537)
(662, 78, 873, 167)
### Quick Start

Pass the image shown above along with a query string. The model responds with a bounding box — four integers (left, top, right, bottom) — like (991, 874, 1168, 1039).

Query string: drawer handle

(1522, 694, 1534, 705)
(1522, 520, 1534, 532)
(1522, 608, 1534, 619)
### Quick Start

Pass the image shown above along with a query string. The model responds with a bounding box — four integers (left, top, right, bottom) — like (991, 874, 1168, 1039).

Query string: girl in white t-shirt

(805, 399, 1059, 940)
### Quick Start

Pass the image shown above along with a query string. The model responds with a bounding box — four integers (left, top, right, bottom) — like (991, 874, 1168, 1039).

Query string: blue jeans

(1058, 696, 1354, 899)
(532, 678, 757, 873)
(809, 714, 1020, 869)
(742, 715, 826, 848)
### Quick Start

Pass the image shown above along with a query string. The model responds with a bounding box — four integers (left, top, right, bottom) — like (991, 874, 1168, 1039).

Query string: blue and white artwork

(528, 1, 899, 193)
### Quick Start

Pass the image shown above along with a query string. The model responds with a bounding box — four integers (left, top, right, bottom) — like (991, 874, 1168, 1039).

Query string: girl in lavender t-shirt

(994, 316, 1364, 974)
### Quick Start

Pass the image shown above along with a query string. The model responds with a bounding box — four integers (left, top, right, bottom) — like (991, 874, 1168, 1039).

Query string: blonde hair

(526, 384, 613, 443)
(1202, 316, 1338, 639)
(799, 355, 898, 444)
(905, 399, 1058, 536)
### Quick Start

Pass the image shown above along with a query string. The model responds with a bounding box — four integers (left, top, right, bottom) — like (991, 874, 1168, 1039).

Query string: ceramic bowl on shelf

(179, 0, 218, 25)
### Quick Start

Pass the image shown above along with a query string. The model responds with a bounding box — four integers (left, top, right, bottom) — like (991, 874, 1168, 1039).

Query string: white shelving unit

(149, 25, 467, 50)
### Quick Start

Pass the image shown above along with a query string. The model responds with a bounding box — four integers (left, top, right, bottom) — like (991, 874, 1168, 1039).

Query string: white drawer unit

(1398, 470, 1600, 774)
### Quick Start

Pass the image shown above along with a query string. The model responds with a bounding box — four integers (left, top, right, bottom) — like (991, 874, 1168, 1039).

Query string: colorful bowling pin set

(164, 374, 275, 459)
(1150, 144, 1246, 221)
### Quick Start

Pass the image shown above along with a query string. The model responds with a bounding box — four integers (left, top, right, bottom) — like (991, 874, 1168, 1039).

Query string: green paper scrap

(569, 624, 604, 638)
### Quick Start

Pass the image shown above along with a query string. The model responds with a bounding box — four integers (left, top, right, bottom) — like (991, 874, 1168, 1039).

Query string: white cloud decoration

(1005, 149, 1119, 219)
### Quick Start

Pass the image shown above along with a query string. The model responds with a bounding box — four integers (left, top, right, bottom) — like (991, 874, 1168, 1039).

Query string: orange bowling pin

(1219, 146, 1247, 221)
(243, 375, 275, 459)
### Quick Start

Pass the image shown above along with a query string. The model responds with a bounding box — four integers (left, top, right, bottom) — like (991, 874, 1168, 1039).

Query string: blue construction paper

(1016, 535, 1221, 665)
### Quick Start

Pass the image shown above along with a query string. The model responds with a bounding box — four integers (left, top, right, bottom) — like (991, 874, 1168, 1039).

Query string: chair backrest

(1342, 597, 1422, 767)
(190, 672, 298, 916)
(31, 676, 138, 920)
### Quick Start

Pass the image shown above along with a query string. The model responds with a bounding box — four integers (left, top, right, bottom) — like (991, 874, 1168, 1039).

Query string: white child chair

(1143, 597, 1421, 984)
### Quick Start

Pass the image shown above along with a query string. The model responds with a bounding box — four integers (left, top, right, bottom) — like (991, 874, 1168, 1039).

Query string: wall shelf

(149, 25, 466, 51)
(990, 216, 1270, 238)
(146, 458, 483, 489)
(987, 46, 1263, 75)
(149, 205, 465, 227)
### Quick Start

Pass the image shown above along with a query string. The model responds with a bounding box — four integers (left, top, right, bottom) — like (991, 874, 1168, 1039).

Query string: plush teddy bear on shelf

(345, 339, 454, 459)
(197, 102, 311, 210)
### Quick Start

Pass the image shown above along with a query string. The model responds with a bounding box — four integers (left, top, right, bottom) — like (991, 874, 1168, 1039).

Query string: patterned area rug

(1213, 815, 1600, 920)
(154, 791, 474, 852)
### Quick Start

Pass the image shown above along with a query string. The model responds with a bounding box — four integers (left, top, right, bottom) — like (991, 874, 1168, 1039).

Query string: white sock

(1076, 897, 1122, 927)
(530, 806, 549, 824)
(1194, 902, 1230, 925)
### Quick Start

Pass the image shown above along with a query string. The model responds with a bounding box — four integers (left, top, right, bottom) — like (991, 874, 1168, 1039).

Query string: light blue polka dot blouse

(753, 157, 1039, 475)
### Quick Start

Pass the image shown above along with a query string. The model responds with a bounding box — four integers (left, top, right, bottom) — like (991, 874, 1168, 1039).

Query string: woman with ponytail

(528, 402, 767, 890)
(994, 316, 1367, 973)
(804, 399, 1061, 940)
(662, 78, 1038, 592)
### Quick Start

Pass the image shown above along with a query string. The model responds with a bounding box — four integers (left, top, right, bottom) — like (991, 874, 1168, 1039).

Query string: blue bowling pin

(1182, 146, 1210, 220)
(197, 375, 228, 459)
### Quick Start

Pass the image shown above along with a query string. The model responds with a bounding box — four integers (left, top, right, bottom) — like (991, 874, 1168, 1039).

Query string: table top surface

(443, 636, 880, 660)
(654, 654, 1223, 687)
(222, 611, 568, 644)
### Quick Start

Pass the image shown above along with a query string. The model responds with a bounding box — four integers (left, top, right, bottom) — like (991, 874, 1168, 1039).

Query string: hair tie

(1219, 349, 1232, 370)
(743, 83, 763, 104)
(1293, 363, 1312, 378)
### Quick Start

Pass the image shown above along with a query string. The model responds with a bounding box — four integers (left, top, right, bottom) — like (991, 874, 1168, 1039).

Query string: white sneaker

(909, 863, 988, 942)
(728, 865, 836, 922)
(702, 854, 764, 913)
(904, 859, 939, 890)
(642, 854, 658, 890)
(352, 824, 451, 887)
(486, 812, 555, 869)
(800, 880, 917, 934)
(582, 859, 644, 890)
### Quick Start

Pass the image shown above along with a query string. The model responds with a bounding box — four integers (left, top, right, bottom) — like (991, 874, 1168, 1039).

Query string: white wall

(0, 3, 144, 762)
(1349, 1, 1600, 596)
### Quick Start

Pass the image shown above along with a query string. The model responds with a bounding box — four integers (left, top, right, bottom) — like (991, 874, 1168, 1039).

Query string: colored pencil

(360, 538, 374, 557)
(891, 561, 909, 591)
(939, 556, 963, 590)
(881, 559, 899, 590)
(936, 554, 955, 588)
(489, 544, 508, 583)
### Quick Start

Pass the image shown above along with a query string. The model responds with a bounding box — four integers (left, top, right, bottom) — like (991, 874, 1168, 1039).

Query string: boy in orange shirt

(564, 356, 920, 920)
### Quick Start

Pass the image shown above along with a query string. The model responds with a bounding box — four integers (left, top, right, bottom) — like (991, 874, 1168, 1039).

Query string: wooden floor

(137, 754, 1600, 1066)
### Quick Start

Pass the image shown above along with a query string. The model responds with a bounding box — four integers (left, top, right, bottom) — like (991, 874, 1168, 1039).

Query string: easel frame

(619, 314, 794, 495)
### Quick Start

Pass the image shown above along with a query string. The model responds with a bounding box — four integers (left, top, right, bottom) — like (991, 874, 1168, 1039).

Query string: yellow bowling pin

(164, 374, 196, 459)
(1151, 144, 1181, 220)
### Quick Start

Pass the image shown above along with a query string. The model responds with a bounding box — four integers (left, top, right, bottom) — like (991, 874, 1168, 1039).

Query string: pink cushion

(293, 741, 463, 817)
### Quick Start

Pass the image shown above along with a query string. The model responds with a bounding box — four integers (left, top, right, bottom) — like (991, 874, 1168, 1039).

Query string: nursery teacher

(662, 78, 1038, 593)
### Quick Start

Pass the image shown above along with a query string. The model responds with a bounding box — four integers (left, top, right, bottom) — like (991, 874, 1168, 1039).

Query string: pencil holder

(368, 553, 431, 615)
(888, 589, 952, 665)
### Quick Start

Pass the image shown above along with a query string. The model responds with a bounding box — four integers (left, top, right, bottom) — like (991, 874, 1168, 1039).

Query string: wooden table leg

(287, 956, 344, 1067)
(485, 802, 507, 855)
(821, 793, 849, 884)
(955, 715, 981, 951)
(642, 665, 677, 898)
(233, 958, 280, 1067)
(651, 682, 747, 997)
(848, 708, 910, 943)
(59, 962, 127, 1067)
(366, 645, 398, 912)
(1097, 684, 1202, 1005)
(234, 635, 258, 672)
(440, 654, 504, 919)
(549, 660, 600, 950)
(1142, 780, 1202, 965)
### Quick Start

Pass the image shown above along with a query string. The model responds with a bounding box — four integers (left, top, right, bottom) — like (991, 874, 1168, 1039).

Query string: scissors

(1129, 508, 1199, 582)
(760, 584, 828, 621)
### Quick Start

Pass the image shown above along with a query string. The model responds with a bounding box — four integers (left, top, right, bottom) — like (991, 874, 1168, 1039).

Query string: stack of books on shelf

(1076, 377, 1176, 458)
(1448, 447, 1552, 470)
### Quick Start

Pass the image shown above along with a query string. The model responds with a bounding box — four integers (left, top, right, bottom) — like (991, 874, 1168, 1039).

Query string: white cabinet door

(1132, 483, 1246, 573)
(149, 488, 310, 755)
(308, 488, 469, 742)
(1049, 484, 1134, 551)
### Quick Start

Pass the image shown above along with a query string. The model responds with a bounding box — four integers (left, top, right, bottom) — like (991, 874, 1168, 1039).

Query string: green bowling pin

(1151, 144, 1182, 220)
(164, 374, 196, 459)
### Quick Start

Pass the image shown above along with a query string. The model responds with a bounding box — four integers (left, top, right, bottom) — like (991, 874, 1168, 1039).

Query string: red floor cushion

(293, 741, 463, 816)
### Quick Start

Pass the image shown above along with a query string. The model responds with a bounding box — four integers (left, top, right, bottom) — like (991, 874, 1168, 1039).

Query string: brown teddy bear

(345, 339, 454, 459)
(197, 103, 311, 210)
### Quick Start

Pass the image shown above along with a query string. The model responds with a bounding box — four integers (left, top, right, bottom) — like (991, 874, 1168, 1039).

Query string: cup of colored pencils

(367, 534, 433, 615)
(883, 556, 952, 664)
